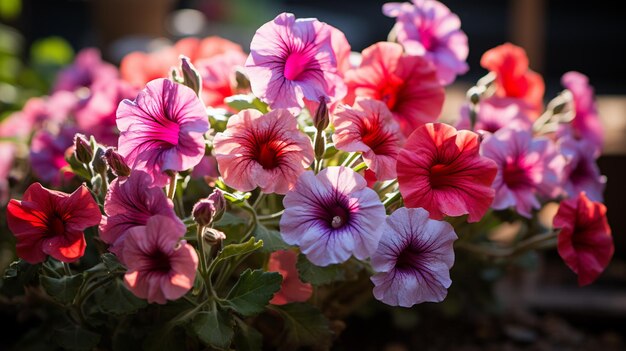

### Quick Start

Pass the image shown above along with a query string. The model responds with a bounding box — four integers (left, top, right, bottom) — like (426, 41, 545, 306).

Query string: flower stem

(258, 210, 284, 221)
(240, 202, 258, 243)
(63, 262, 72, 276)
(196, 225, 209, 285)
(457, 231, 558, 258)
(167, 173, 177, 200)
(352, 162, 367, 173)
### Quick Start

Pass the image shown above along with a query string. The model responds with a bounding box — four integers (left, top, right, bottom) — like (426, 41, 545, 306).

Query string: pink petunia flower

(559, 71, 603, 153)
(455, 97, 532, 134)
(480, 127, 563, 218)
(53, 48, 118, 92)
(397, 123, 497, 222)
(99, 171, 184, 261)
(371, 207, 457, 307)
(333, 99, 404, 180)
(245, 13, 347, 112)
(480, 43, 545, 118)
(123, 215, 198, 304)
(0, 142, 15, 205)
(116, 78, 209, 186)
(554, 192, 613, 286)
(213, 108, 314, 194)
(383, 0, 469, 85)
(558, 137, 605, 202)
(268, 250, 313, 305)
(29, 126, 76, 185)
(6, 183, 101, 263)
(195, 49, 247, 109)
(280, 167, 386, 266)
(345, 42, 444, 137)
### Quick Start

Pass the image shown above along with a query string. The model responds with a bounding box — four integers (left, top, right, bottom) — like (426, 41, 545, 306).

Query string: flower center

(256, 142, 281, 170)
(284, 51, 309, 81)
(378, 75, 404, 110)
(418, 26, 438, 51)
(429, 163, 453, 189)
(149, 250, 172, 273)
(396, 244, 423, 272)
(48, 214, 66, 235)
(327, 204, 350, 229)
(502, 161, 532, 190)
(569, 158, 591, 185)
(361, 119, 396, 155)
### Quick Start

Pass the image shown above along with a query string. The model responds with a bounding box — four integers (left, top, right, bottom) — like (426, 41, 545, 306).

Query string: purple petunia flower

(370, 207, 457, 307)
(280, 166, 386, 266)
(116, 78, 209, 186)
(558, 136, 606, 202)
(53, 48, 118, 93)
(383, 0, 469, 85)
(245, 12, 347, 113)
(29, 126, 76, 186)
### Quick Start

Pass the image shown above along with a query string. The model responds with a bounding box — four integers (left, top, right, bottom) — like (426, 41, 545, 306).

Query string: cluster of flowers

(2, 0, 613, 316)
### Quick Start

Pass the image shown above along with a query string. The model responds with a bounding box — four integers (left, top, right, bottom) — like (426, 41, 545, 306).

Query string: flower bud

(313, 96, 330, 131)
(91, 147, 107, 174)
(202, 227, 226, 246)
(207, 189, 226, 223)
(73, 133, 93, 164)
(180, 55, 202, 97)
(104, 148, 131, 177)
(234, 68, 251, 91)
(192, 189, 226, 227)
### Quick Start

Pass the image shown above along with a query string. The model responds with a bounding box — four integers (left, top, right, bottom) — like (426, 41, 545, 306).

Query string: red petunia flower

(6, 183, 101, 263)
(345, 42, 444, 137)
(396, 123, 497, 222)
(268, 250, 313, 305)
(554, 192, 613, 286)
(480, 43, 545, 117)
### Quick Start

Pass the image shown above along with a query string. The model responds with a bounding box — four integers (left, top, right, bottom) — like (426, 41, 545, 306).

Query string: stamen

(331, 215, 343, 228)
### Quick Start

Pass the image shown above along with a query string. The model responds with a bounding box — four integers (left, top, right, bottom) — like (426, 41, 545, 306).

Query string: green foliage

(225, 94, 268, 113)
(30, 36, 73, 66)
(214, 237, 263, 264)
(0, 0, 21, 20)
(1, 259, 40, 296)
(296, 254, 346, 286)
(93, 278, 147, 315)
(192, 304, 235, 350)
(53, 325, 101, 351)
(40, 273, 84, 305)
(233, 318, 263, 351)
(253, 223, 290, 252)
(272, 303, 332, 351)
(226, 269, 282, 316)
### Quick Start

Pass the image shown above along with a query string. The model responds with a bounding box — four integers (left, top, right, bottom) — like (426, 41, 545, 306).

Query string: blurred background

(1, 0, 625, 349)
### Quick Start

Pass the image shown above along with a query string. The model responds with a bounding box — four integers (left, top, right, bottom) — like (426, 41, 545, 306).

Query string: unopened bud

(234, 68, 251, 91)
(202, 227, 226, 246)
(92, 147, 107, 174)
(180, 56, 202, 97)
(466, 86, 482, 105)
(104, 148, 130, 177)
(313, 96, 330, 131)
(207, 189, 226, 223)
(73, 133, 93, 164)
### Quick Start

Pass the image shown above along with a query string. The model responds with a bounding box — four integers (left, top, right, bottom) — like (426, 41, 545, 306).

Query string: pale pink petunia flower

(371, 207, 457, 307)
(481, 127, 564, 218)
(333, 99, 404, 180)
(280, 167, 386, 266)
(455, 97, 532, 134)
(99, 170, 184, 262)
(245, 13, 347, 113)
(53, 48, 118, 92)
(123, 215, 198, 304)
(383, 0, 469, 85)
(116, 78, 209, 187)
(213, 108, 314, 194)
(345, 42, 444, 137)
(558, 136, 605, 202)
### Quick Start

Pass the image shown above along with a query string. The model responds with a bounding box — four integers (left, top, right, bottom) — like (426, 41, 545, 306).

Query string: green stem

(196, 225, 209, 285)
(352, 162, 367, 173)
(252, 193, 265, 209)
(63, 262, 72, 276)
(258, 210, 284, 221)
(457, 231, 558, 258)
(167, 173, 177, 200)
(340, 152, 359, 167)
(382, 191, 402, 208)
(240, 202, 258, 243)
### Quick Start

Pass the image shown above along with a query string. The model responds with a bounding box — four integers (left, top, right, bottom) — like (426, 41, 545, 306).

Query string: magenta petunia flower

(396, 123, 497, 222)
(29, 126, 76, 185)
(53, 48, 118, 93)
(345, 42, 444, 137)
(333, 99, 404, 181)
(280, 167, 386, 266)
(99, 171, 184, 261)
(455, 97, 532, 134)
(116, 78, 209, 186)
(481, 127, 564, 218)
(558, 137, 605, 202)
(370, 207, 457, 307)
(559, 71, 603, 153)
(245, 12, 347, 112)
(213, 108, 314, 194)
(383, 0, 469, 85)
(123, 215, 198, 304)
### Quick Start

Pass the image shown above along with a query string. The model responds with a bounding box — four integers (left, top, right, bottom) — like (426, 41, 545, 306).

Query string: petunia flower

(123, 215, 198, 304)
(554, 192, 613, 286)
(396, 123, 497, 222)
(455, 97, 532, 134)
(195, 49, 247, 109)
(480, 43, 545, 117)
(370, 207, 457, 307)
(333, 99, 404, 180)
(345, 42, 444, 137)
(0, 142, 15, 205)
(213, 108, 314, 194)
(116, 78, 209, 187)
(29, 126, 76, 186)
(245, 12, 347, 112)
(280, 166, 386, 266)
(480, 127, 563, 218)
(383, 0, 469, 85)
(99, 171, 184, 261)
(559, 71, 603, 153)
(268, 250, 313, 305)
(6, 183, 101, 263)
(53, 48, 118, 93)
(558, 137, 605, 202)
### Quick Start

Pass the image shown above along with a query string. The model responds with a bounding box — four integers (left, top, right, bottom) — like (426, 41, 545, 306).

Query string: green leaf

(215, 237, 262, 264)
(53, 325, 101, 350)
(296, 254, 345, 286)
(143, 326, 186, 351)
(94, 277, 147, 315)
(102, 252, 126, 273)
(253, 224, 290, 253)
(214, 212, 247, 243)
(30, 36, 73, 66)
(1, 260, 41, 296)
(273, 303, 332, 351)
(0, 0, 21, 20)
(226, 269, 282, 316)
(225, 94, 268, 113)
(40, 274, 84, 304)
(234, 318, 263, 351)
(192, 305, 234, 350)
